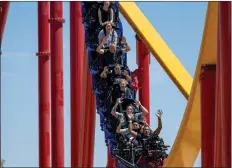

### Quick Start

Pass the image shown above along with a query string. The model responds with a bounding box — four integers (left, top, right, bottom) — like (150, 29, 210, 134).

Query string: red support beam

(83, 66, 96, 167)
(37, 2, 50, 167)
(82, 64, 91, 167)
(136, 35, 150, 124)
(80, 50, 88, 166)
(218, 2, 231, 167)
(106, 147, 116, 168)
(0, 1, 10, 55)
(214, 19, 222, 167)
(80, 51, 88, 166)
(87, 80, 96, 167)
(70, 2, 85, 167)
(89, 96, 96, 166)
(82, 50, 91, 166)
(200, 65, 216, 167)
(50, 2, 65, 167)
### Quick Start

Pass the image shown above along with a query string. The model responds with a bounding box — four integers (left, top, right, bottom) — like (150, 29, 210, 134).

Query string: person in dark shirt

(116, 117, 140, 146)
(100, 64, 131, 83)
(111, 64, 131, 83)
(119, 78, 132, 99)
(96, 36, 131, 66)
(113, 36, 131, 65)
(98, 1, 114, 27)
(128, 109, 163, 142)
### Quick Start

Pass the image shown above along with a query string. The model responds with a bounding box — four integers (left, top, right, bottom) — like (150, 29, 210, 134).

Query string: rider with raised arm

(116, 117, 140, 146)
(100, 64, 131, 83)
(97, 22, 118, 53)
(111, 98, 149, 128)
(120, 36, 131, 53)
(113, 64, 131, 83)
(128, 110, 163, 142)
(100, 66, 111, 79)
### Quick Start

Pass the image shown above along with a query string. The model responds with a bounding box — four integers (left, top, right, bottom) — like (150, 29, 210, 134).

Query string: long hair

(126, 104, 135, 113)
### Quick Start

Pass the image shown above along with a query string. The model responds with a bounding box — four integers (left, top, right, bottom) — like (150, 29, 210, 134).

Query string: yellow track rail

(119, 2, 218, 167)
(119, 2, 192, 99)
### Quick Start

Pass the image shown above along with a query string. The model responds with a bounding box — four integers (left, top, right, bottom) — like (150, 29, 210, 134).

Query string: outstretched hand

(121, 70, 128, 76)
(121, 36, 127, 43)
(104, 66, 109, 72)
(155, 109, 163, 119)
(134, 100, 141, 107)
(116, 98, 123, 105)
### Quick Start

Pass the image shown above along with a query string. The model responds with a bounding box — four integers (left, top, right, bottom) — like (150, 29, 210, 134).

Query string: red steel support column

(87, 83, 96, 167)
(83, 68, 96, 167)
(82, 66, 91, 167)
(200, 65, 216, 167)
(136, 35, 150, 124)
(80, 51, 88, 166)
(106, 147, 116, 168)
(37, 2, 50, 167)
(214, 30, 222, 167)
(0, 2, 10, 56)
(70, 2, 85, 167)
(50, 2, 65, 167)
(218, 2, 231, 166)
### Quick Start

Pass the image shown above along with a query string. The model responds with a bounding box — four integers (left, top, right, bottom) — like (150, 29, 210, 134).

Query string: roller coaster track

(0, 1, 222, 167)
(83, 1, 219, 167)
(119, 2, 218, 167)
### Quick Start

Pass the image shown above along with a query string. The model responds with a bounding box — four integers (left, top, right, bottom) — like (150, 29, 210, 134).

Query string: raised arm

(100, 66, 109, 78)
(109, 8, 114, 23)
(120, 36, 131, 54)
(127, 115, 138, 138)
(116, 117, 127, 134)
(122, 43, 131, 54)
(98, 8, 104, 26)
(96, 36, 107, 54)
(121, 70, 131, 82)
(111, 98, 123, 118)
(113, 30, 118, 45)
(135, 100, 149, 116)
(153, 110, 163, 135)
(96, 43, 105, 54)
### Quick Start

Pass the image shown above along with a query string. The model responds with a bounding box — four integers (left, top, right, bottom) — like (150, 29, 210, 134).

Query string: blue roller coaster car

(81, 2, 169, 168)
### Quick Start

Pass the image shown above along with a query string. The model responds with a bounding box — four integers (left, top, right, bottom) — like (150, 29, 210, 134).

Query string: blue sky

(1, 2, 207, 167)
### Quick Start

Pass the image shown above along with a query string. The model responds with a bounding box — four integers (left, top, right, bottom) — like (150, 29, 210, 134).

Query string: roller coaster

(0, 1, 230, 168)
(81, 2, 170, 167)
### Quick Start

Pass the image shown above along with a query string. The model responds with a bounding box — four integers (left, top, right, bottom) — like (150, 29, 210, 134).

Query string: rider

(100, 64, 131, 84)
(97, 22, 118, 52)
(111, 98, 149, 128)
(119, 78, 132, 99)
(116, 117, 140, 146)
(97, 22, 119, 66)
(112, 64, 131, 83)
(128, 110, 163, 142)
(98, 1, 114, 27)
